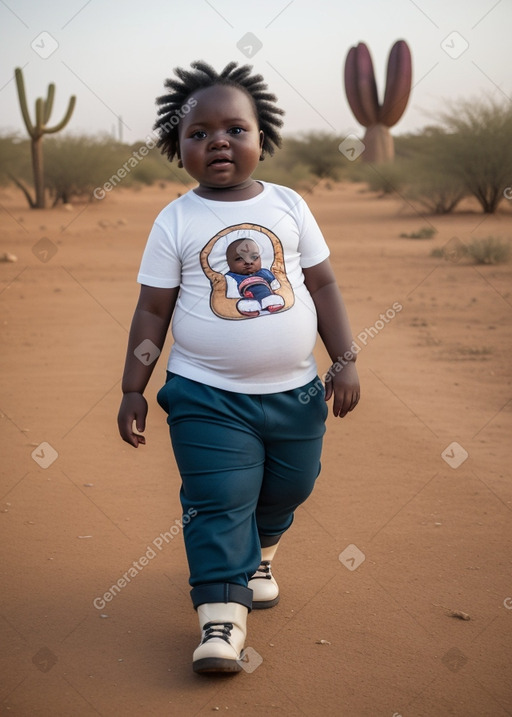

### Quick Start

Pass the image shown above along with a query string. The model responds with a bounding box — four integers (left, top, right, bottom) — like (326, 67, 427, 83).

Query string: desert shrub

(466, 236, 510, 264)
(44, 136, 194, 203)
(435, 97, 512, 213)
(0, 134, 33, 189)
(360, 160, 410, 194)
(44, 134, 125, 203)
(283, 132, 345, 180)
(430, 236, 510, 264)
(254, 160, 314, 189)
(127, 149, 192, 187)
(405, 173, 466, 214)
(397, 129, 466, 214)
(400, 226, 437, 239)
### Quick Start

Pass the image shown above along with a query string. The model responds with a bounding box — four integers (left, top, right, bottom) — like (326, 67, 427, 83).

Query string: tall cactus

(344, 40, 412, 163)
(14, 67, 76, 208)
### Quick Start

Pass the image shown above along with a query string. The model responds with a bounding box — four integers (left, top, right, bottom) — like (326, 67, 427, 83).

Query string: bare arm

(118, 285, 179, 446)
(303, 259, 360, 418)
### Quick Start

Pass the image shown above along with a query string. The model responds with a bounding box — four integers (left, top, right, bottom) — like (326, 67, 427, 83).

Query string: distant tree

(436, 97, 512, 213)
(401, 129, 467, 214)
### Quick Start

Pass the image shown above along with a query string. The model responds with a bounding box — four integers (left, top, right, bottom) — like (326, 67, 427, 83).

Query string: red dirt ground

(1, 182, 511, 716)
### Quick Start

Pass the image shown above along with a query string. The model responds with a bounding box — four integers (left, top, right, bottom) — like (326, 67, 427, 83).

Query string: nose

(209, 131, 229, 149)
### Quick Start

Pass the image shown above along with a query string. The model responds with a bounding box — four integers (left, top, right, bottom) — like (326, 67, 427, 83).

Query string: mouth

(208, 156, 233, 167)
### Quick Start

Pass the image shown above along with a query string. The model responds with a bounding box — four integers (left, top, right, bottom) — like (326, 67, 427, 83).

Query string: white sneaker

(193, 602, 248, 674)
(249, 560, 280, 609)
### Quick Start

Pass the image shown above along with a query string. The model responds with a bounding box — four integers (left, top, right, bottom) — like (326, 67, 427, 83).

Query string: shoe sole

(193, 657, 243, 674)
(251, 595, 280, 610)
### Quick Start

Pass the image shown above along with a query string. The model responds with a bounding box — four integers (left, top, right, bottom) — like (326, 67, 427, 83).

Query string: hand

(324, 362, 360, 418)
(117, 392, 148, 447)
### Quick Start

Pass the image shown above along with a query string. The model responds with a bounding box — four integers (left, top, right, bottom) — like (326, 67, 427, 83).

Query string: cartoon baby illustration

(225, 238, 285, 317)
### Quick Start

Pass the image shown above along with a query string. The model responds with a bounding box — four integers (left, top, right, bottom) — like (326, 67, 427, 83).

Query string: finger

(334, 390, 355, 418)
(344, 391, 360, 415)
(324, 380, 333, 402)
(348, 392, 360, 412)
(332, 392, 344, 417)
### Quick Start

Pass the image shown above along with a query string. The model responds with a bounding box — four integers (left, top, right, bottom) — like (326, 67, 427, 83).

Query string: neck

(194, 179, 263, 201)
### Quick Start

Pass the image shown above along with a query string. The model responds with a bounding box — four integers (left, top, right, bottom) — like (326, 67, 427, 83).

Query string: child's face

(227, 240, 262, 275)
(178, 85, 263, 192)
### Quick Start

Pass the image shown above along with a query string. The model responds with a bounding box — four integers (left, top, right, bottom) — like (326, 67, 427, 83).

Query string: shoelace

(201, 621, 234, 644)
(251, 560, 272, 580)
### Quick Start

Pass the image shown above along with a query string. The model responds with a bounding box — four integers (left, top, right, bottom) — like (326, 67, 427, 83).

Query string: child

(225, 237, 285, 317)
(117, 61, 360, 674)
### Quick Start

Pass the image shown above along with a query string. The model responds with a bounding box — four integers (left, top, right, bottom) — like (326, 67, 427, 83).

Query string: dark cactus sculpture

(14, 67, 76, 208)
(344, 40, 412, 163)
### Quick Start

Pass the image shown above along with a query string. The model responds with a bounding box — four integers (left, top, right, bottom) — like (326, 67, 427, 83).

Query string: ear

(259, 130, 265, 161)
(176, 142, 183, 168)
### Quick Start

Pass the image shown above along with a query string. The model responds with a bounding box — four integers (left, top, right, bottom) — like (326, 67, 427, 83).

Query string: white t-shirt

(137, 181, 330, 394)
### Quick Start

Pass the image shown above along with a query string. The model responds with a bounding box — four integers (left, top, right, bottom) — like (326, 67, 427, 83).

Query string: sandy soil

(1, 181, 511, 717)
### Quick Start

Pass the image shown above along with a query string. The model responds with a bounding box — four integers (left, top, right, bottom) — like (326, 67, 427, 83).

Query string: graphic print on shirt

(200, 223, 295, 320)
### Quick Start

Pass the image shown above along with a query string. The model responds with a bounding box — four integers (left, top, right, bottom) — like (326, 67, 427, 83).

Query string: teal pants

(157, 373, 327, 610)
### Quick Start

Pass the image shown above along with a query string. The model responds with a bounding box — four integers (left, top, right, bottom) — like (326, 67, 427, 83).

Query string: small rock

(315, 639, 331, 645)
(449, 610, 470, 621)
(0, 252, 18, 263)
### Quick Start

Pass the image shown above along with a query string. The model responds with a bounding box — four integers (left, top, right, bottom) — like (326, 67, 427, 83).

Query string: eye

(190, 130, 207, 139)
(228, 127, 244, 135)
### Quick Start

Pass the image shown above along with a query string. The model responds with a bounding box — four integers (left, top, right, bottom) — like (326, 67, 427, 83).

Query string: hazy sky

(1, 0, 510, 143)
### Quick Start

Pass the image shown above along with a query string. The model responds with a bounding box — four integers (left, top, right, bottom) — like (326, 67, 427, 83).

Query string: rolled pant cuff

(259, 533, 283, 548)
(191, 583, 253, 612)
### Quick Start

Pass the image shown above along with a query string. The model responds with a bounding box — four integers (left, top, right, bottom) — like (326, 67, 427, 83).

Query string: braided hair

(154, 60, 284, 162)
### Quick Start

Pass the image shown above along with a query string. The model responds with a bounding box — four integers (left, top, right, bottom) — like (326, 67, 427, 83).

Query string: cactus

(14, 67, 76, 208)
(344, 40, 412, 163)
